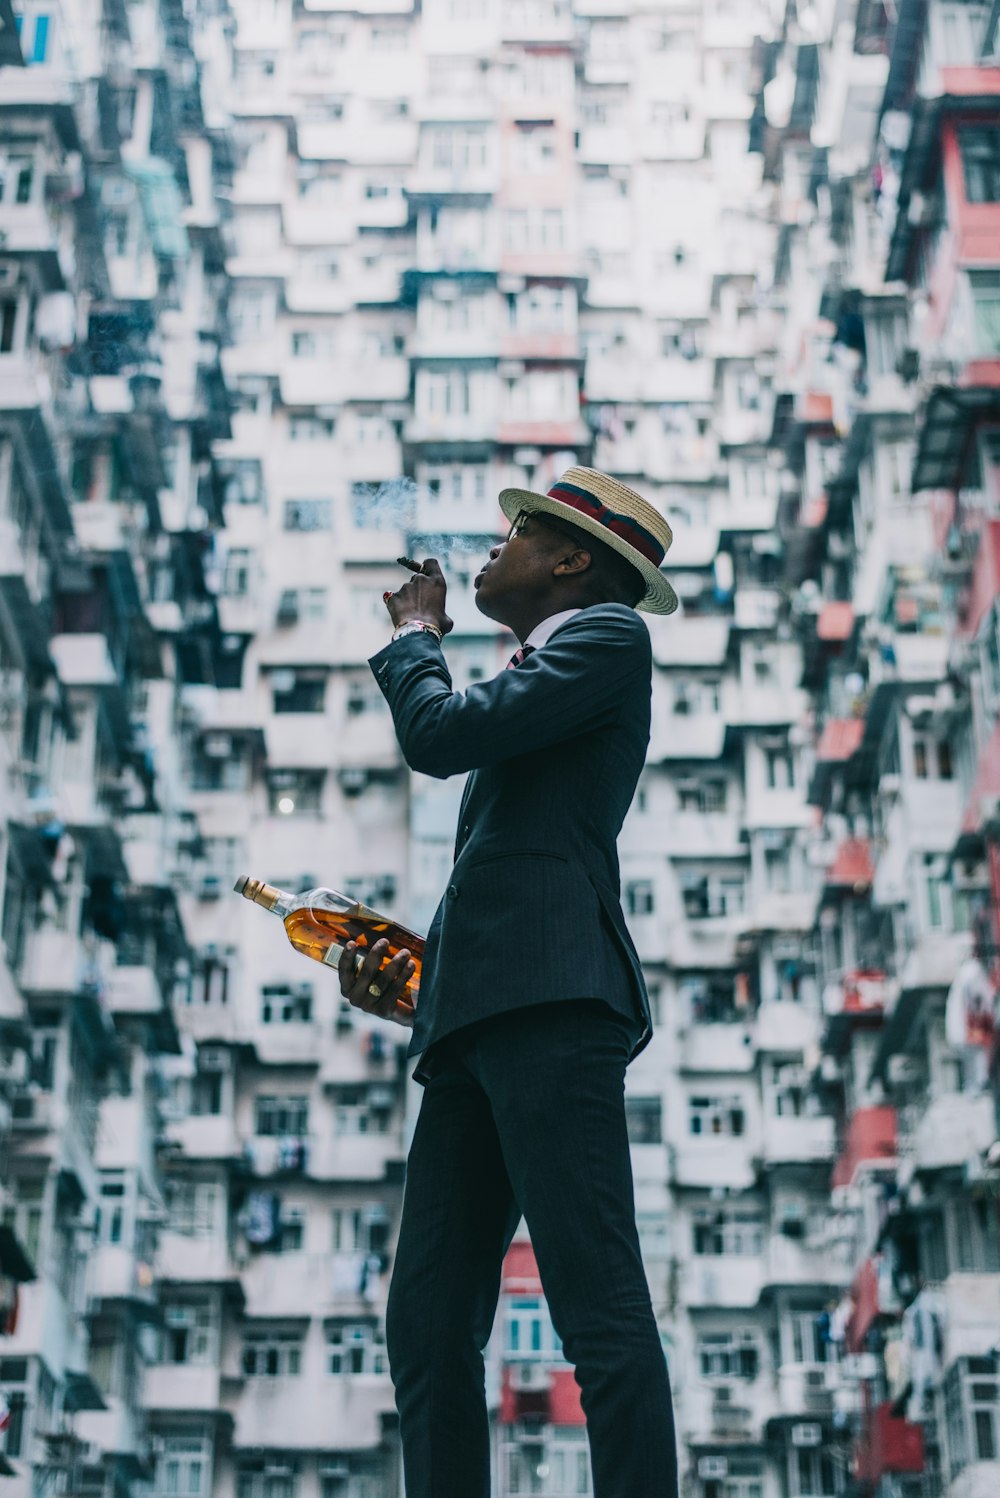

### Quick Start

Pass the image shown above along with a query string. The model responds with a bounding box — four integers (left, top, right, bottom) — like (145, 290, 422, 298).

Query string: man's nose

(489, 543, 503, 560)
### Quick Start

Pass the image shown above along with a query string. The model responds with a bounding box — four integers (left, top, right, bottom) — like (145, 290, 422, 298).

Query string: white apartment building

(2, 0, 1000, 1496)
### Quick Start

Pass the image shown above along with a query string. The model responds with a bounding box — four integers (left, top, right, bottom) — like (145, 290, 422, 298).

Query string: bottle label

(321, 944, 346, 968)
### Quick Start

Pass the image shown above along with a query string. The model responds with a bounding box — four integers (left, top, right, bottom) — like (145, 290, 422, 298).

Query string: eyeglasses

(506, 510, 584, 548)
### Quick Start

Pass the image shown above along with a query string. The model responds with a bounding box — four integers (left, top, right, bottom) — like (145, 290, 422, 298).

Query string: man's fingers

(420, 558, 445, 580)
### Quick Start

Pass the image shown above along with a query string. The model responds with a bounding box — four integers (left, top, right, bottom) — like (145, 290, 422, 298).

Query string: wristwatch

(391, 620, 443, 644)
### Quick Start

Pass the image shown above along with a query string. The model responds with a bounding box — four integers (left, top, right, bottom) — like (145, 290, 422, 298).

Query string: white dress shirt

(523, 607, 583, 652)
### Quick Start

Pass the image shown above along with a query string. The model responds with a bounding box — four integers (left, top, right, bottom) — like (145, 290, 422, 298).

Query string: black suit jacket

(368, 603, 653, 1075)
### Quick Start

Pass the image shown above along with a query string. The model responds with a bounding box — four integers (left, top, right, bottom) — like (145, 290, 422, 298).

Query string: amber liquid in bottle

(235, 876, 421, 1020)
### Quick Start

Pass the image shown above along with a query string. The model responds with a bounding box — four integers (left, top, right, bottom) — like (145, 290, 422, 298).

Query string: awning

(912, 383, 1000, 493)
(63, 1370, 107, 1413)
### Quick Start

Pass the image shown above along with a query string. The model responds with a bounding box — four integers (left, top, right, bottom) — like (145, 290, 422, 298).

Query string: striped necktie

(506, 644, 536, 670)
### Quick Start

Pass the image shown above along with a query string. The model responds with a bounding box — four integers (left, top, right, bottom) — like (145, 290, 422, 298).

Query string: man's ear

(553, 548, 592, 578)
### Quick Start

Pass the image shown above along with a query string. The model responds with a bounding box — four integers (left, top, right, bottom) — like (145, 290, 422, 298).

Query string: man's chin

(473, 586, 503, 626)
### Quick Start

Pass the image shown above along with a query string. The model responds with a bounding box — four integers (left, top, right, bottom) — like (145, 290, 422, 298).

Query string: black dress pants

(385, 999, 678, 1498)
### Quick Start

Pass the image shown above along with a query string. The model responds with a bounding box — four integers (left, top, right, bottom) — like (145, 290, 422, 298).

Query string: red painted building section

(832, 1106, 897, 1189)
(958, 519, 1000, 640)
(854, 1402, 925, 1485)
(499, 1241, 586, 1427)
(826, 836, 875, 892)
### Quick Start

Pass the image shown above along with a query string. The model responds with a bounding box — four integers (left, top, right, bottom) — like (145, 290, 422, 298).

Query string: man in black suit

(338, 468, 679, 1498)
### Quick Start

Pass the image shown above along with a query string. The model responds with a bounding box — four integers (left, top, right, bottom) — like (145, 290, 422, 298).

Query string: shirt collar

(524, 608, 584, 652)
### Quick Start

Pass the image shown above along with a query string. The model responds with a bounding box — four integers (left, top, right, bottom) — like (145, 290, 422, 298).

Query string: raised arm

(368, 604, 651, 779)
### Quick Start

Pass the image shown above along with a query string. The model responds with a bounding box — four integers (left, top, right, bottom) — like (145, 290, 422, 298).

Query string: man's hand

(337, 938, 416, 1028)
(384, 558, 453, 637)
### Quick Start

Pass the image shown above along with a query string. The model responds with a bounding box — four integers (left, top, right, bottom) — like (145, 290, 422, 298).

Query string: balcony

(759, 1114, 835, 1168)
(832, 1107, 897, 1190)
(233, 1370, 395, 1450)
(899, 930, 972, 994)
(681, 1255, 764, 1310)
(106, 965, 166, 1021)
(164, 1115, 242, 1161)
(903, 1091, 996, 1174)
(764, 1234, 846, 1292)
(670, 1141, 757, 1192)
(143, 1363, 223, 1412)
(308, 1132, 405, 1182)
(156, 1232, 241, 1287)
(86, 1244, 157, 1310)
(679, 1023, 755, 1074)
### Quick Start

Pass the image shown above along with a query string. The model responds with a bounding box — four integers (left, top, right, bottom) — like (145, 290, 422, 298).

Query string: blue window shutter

(32, 15, 50, 63)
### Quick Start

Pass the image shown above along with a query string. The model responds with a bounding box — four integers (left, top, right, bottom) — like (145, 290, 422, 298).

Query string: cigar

(397, 556, 422, 573)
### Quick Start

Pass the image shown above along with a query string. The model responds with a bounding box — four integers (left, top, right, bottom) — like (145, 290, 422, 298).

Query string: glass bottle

(234, 876, 421, 1020)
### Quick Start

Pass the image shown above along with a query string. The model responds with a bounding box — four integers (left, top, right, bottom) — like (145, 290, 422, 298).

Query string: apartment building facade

(2, 0, 1000, 1496)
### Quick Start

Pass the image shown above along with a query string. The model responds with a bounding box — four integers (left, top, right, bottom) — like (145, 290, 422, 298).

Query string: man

(337, 467, 679, 1498)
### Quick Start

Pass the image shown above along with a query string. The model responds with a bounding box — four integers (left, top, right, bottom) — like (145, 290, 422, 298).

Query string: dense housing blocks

(0, 0, 999, 1496)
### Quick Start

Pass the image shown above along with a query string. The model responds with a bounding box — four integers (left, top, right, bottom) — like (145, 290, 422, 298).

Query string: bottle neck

(234, 876, 295, 918)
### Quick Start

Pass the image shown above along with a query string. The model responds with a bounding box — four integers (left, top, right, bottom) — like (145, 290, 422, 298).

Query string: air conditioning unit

(791, 1422, 822, 1447)
(511, 1363, 550, 1391)
(198, 875, 223, 900)
(712, 1385, 735, 1405)
(698, 1457, 728, 1479)
(805, 1367, 827, 1390)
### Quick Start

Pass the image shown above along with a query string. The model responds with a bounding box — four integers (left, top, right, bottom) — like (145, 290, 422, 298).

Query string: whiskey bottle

(234, 876, 421, 1020)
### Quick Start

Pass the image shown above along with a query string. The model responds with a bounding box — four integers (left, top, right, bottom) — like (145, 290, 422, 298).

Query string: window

(0, 149, 37, 204)
(503, 1296, 565, 1360)
(255, 1095, 309, 1137)
(332, 1084, 393, 1135)
(95, 1173, 128, 1246)
(969, 270, 1000, 355)
(291, 330, 336, 358)
(283, 498, 331, 531)
(688, 1095, 745, 1137)
(272, 671, 326, 714)
(0, 296, 21, 355)
(680, 872, 746, 920)
(154, 1435, 211, 1498)
(693, 1206, 764, 1257)
(3, 1176, 46, 1269)
(267, 770, 325, 816)
(0, 1360, 28, 1459)
(237, 1460, 298, 1498)
(790, 1446, 842, 1497)
(15, 11, 52, 64)
(945, 1355, 1000, 1478)
(167, 1178, 223, 1238)
(698, 1331, 759, 1380)
(326, 1322, 388, 1374)
(702, 1460, 765, 1498)
(319, 1458, 382, 1498)
(332, 1204, 391, 1256)
(960, 127, 1000, 202)
(260, 983, 313, 1025)
(764, 739, 794, 790)
(161, 1301, 218, 1365)
(222, 547, 254, 598)
(242, 1331, 303, 1378)
(625, 880, 655, 916)
(278, 1208, 305, 1253)
(786, 1310, 828, 1365)
(678, 780, 727, 813)
(288, 414, 336, 442)
(625, 1096, 662, 1144)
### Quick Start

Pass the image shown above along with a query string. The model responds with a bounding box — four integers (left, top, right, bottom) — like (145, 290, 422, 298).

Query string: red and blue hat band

(546, 481, 665, 567)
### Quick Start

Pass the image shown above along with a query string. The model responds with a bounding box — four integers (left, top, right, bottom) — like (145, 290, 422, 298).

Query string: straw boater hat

(499, 466, 678, 615)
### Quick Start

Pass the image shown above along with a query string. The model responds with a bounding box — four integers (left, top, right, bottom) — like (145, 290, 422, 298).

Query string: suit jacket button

(447, 885, 459, 900)
(462, 824, 470, 839)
